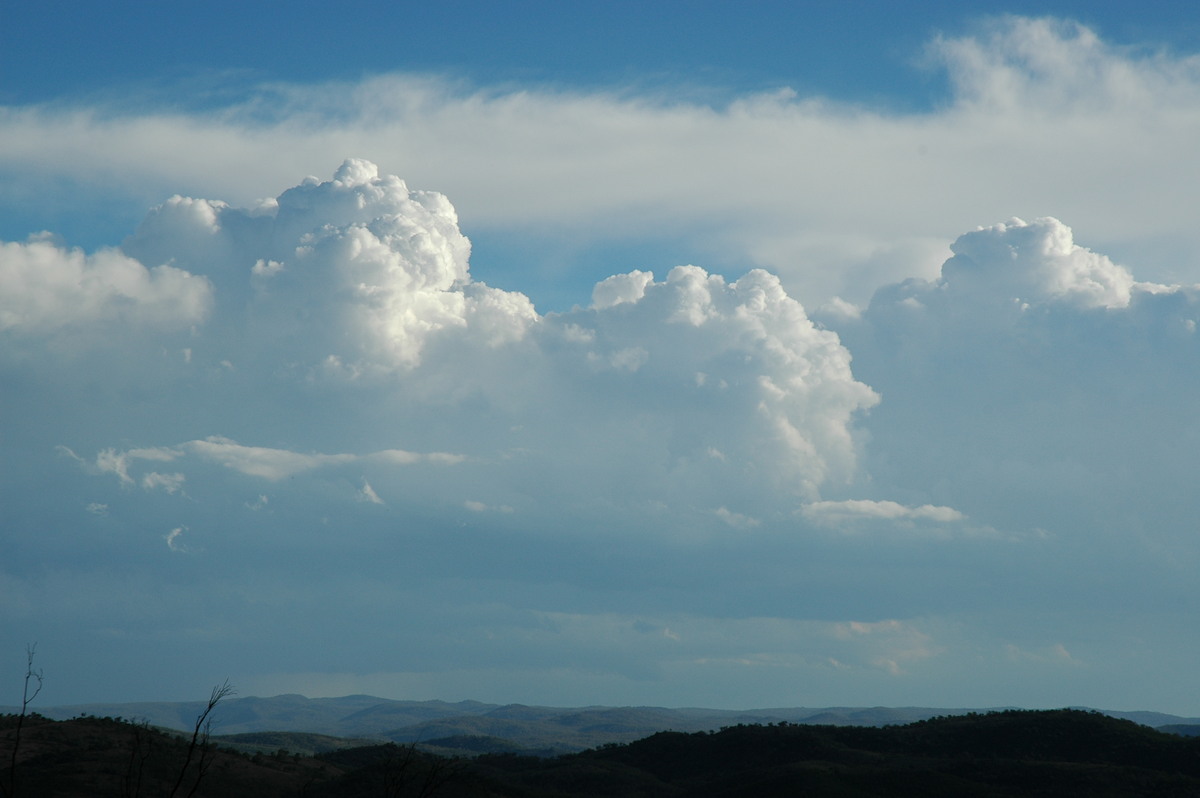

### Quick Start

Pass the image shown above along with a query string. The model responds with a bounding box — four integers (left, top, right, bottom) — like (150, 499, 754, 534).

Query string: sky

(4, 2, 1200, 715)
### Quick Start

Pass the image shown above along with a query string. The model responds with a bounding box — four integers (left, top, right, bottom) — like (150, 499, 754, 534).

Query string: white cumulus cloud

(116, 157, 536, 373)
(840, 213, 1200, 545)
(0, 234, 211, 336)
(938, 217, 1136, 310)
(41, 162, 879, 529)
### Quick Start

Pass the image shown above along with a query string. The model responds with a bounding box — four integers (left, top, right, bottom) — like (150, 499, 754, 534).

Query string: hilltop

(4, 709, 1200, 796)
(13, 695, 1200, 757)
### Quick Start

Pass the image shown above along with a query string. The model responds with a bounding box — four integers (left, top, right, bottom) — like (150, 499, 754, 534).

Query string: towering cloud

(840, 217, 1200, 545)
(551, 264, 879, 504)
(7, 161, 879, 541)
(5, 159, 1200, 712)
(121, 157, 535, 373)
(7, 14, 1200, 713)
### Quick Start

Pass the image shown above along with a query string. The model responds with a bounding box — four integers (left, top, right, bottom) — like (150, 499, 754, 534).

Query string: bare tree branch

(123, 719, 153, 798)
(169, 680, 234, 798)
(2, 644, 44, 798)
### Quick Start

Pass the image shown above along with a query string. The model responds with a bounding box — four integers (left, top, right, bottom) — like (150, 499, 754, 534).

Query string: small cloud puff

(140, 472, 186, 494)
(803, 499, 965, 524)
(801, 500, 973, 537)
(464, 500, 514, 514)
(592, 270, 654, 309)
(942, 217, 1135, 309)
(164, 526, 193, 553)
(357, 480, 384, 505)
(864, 217, 1142, 330)
(1003, 642, 1080, 666)
(83, 446, 181, 488)
(715, 507, 760, 529)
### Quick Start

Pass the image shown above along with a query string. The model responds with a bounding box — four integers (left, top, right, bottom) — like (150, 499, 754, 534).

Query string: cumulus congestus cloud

(5, 159, 1198, 712)
(838, 216, 1200, 544)
(27, 160, 879, 532)
(120, 157, 534, 373)
(9, 13, 1200, 713)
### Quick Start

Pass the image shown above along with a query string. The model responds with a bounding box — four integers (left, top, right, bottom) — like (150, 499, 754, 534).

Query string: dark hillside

(1160, 724, 1200, 737)
(6, 708, 1200, 797)
(214, 730, 380, 756)
(0, 713, 342, 797)
(469, 709, 1200, 797)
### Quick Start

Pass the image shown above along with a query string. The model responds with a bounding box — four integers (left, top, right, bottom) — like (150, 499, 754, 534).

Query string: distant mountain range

(10, 695, 1200, 756)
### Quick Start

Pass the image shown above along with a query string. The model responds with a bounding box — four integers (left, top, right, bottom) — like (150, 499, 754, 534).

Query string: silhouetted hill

(15, 694, 1200, 757)
(7, 708, 1200, 796)
(419, 734, 554, 757)
(469, 710, 1200, 797)
(1160, 724, 1200, 737)
(214, 730, 380, 756)
(0, 713, 343, 797)
(19, 694, 495, 737)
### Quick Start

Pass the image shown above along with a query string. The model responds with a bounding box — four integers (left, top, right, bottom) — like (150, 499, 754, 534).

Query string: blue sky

(4, 2, 1200, 715)
(0, 1, 1088, 103)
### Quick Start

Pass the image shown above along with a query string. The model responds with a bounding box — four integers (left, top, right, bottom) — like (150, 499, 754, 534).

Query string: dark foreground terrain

(4, 708, 1200, 796)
